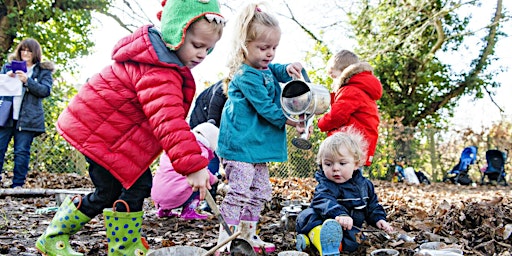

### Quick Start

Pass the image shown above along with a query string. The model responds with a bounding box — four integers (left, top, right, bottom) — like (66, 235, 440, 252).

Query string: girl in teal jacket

(215, 2, 304, 254)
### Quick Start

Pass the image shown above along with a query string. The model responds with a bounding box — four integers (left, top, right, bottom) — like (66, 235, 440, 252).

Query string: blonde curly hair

(316, 126, 369, 168)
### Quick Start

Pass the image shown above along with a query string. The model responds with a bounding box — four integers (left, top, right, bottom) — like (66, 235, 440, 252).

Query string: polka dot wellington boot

(103, 200, 149, 256)
(35, 195, 92, 256)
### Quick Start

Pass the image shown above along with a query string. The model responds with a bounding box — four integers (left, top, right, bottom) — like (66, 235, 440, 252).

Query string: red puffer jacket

(57, 25, 208, 189)
(318, 62, 382, 166)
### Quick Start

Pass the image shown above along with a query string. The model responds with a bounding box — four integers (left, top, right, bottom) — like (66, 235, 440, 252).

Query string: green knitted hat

(159, 0, 225, 51)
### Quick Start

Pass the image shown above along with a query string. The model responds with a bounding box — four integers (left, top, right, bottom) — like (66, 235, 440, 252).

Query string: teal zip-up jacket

(217, 63, 292, 163)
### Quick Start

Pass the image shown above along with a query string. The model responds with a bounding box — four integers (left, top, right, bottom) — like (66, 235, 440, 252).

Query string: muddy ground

(0, 172, 511, 255)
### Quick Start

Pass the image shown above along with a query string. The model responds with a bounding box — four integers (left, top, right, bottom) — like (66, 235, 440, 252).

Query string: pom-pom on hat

(157, 0, 225, 51)
(193, 122, 220, 151)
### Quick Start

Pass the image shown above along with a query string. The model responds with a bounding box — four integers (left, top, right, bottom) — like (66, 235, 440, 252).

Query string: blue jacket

(296, 169, 387, 252)
(0, 61, 54, 135)
(217, 63, 292, 163)
(189, 79, 227, 129)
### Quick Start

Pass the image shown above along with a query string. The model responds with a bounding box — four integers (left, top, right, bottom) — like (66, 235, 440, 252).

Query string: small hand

(186, 168, 211, 200)
(286, 62, 304, 79)
(335, 215, 353, 230)
(376, 220, 393, 233)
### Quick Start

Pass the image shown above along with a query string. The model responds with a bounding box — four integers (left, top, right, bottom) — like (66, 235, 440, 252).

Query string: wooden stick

(202, 230, 242, 256)
(0, 188, 92, 197)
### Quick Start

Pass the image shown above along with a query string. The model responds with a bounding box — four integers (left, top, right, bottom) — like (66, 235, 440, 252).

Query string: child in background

(317, 50, 382, 167)
(35, 0, 225, 255)
(215, 2, 305, 254)
(151, 122, 219, 220)
(295, 127, 393, 255)
(189, 79, 228, 213)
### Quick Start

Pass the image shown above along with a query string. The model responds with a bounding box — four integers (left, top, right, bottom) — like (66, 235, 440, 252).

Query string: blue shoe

(296, 234, 310, 251)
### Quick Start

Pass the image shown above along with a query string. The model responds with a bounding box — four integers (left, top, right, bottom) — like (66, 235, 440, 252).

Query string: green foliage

(348, 0, 504, 128)
(0, 0, 111, 174)
(345, 0, 506, 162)
(2, 0, 111, 76)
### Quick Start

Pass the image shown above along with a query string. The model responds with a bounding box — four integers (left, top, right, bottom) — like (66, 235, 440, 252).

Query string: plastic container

(278, 251, 309, 256)
(370, 248, 400, 256)
(147, 246, 207, 256)
(419, 242, 446, 250)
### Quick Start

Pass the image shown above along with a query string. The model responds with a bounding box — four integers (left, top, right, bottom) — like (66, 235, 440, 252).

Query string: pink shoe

(180, 198, 208, 220)
(156, 208, 179, 218)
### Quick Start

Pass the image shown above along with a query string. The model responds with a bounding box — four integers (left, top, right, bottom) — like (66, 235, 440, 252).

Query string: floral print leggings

(219, 160, 272, 224)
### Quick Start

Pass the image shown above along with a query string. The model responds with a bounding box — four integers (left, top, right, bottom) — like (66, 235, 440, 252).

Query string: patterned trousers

(220, 160, 272, 224)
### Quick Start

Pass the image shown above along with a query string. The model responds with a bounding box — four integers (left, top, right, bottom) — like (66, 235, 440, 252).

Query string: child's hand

(376, 220, 393, 233)
(286, 62, 304, 79)
(335, 215, 353, 230)
(186, 168, 212, 200)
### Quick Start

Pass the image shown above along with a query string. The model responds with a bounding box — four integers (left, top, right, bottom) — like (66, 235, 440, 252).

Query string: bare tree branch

(416, 0, 503, 124)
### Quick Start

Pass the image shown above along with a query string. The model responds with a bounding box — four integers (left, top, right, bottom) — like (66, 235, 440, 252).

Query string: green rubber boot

(35, 195, 92, 256)
(103, 200, 149, 256)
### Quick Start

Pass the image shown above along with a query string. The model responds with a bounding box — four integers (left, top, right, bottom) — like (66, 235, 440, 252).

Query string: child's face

(321, 146, 358, 184)
(243, 26, 281, 70)
(176, 19, 222, 69)
(326, 58, 341, 79)
(327, 68, 341, 79)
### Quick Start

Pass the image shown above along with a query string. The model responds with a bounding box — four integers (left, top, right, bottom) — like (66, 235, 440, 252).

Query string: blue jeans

(78, 157, 152, 218)
(0, 123, 36, 187)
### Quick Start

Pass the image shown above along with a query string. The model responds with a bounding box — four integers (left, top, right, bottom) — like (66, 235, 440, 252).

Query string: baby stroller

(480, 149, 507, 186)
(444, 146, 477, 185)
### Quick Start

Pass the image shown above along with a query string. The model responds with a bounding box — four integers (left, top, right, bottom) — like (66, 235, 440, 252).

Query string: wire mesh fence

(1, 126, 318, 179)
(2, 121, 510, 187)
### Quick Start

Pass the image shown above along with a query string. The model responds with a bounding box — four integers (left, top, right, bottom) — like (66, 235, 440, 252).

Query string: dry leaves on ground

(0, 172, 510, 255)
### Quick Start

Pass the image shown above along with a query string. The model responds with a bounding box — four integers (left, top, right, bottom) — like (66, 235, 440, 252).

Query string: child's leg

(238, 163, 275, 253)
(116, 168, 152, 212)
(239, 163, 272, 221)
(79, 157, 123, 217)
(219, 160, 253, 224)
(215, 160, 252, 253)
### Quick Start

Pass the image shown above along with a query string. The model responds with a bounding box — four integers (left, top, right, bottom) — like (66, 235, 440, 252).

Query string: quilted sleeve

(134, 66, 208, 176)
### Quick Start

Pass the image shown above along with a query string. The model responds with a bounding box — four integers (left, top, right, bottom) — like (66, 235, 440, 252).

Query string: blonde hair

(226, 1, 280, 81)
(327, 50, 359, 75)
(316, 126, 368, 167)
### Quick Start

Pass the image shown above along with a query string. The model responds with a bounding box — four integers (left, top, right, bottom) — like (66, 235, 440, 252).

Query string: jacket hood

(39, 61, 55, 73)
(334, 62, 382, 101)
(111, 25, 183, 67)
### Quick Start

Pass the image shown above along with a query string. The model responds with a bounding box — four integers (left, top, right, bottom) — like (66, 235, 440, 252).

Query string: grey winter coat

(0, 61, 54, 135)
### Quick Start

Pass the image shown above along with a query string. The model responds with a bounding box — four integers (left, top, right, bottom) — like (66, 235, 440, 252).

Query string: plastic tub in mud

(147, 246, 207, 256)
(417, 248, 463, 255)
(278, 251, 309, 256)
(419, 241, 463, 255)
(370, 248, 400, 256)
